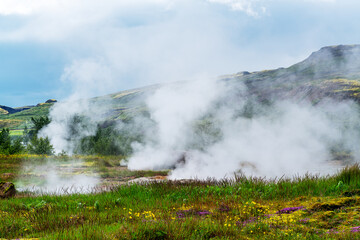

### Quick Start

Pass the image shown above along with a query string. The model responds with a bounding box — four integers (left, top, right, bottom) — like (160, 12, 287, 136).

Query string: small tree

(27, 137, 54, 155)
(24, 116, 54, 155)
(0, 128, 24, 154)
(22, 125, 30, 145)
(0, 128, 11, 153)
(27, 116, 51, 139)
(9, 138, 24, 154)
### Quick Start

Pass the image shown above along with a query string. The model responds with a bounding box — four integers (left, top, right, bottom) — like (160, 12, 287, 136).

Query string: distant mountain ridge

(0, 99, 58, 116)
(1, 44, 360, 130)
(0, 105, 18, 115)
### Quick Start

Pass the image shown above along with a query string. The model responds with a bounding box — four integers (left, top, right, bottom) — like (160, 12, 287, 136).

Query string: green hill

(0, 102, 54, 130)
(1, 44, 360, 130)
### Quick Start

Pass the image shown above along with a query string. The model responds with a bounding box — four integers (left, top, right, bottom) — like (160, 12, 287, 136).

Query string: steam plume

(128, 78, 360, 179)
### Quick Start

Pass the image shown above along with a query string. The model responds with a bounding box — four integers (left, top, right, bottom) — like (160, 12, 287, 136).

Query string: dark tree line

(1, 114, 143, 156)
(75, 125, 140, 156)
(63, 114, 143, 156)
(0, 116, 54, 155)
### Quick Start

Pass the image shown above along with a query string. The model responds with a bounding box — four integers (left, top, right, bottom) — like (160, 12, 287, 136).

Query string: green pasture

(10, 130, 24, 136)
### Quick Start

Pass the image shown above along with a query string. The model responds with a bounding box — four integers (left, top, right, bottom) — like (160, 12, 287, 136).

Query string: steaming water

(16, 160, 100, 195)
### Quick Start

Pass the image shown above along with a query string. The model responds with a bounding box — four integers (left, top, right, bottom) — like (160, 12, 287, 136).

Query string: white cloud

(0, 0, 40, 15)
(207, 0, 265, 16)
(207, 0, 339, 16)
(7, 0, 254, 90)
(0, 0, 353, 98)
(304, 0, 336, 2)
(0, 0, 172, 16)
(0, 0, 325, 97)
(0, 0, 264, 42)
(0, 0, 265, 18)
(0, 0, 181, 43)
(0, 0, 70, 16)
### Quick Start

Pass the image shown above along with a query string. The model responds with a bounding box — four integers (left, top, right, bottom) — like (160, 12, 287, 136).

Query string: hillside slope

(1, 44, 360, 130)
(224, 44, 360, 103)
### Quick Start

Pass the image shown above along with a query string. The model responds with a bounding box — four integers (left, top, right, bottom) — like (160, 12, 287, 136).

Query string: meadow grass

(2, 156, 360, 239)
(9, 129, 24, 136)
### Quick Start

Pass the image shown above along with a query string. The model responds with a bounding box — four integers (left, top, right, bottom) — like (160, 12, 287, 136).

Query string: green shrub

(27, 136, 54, 155)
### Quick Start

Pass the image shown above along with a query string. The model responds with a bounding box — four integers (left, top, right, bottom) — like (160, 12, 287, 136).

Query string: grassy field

(9, 129, 24, 136)
(1, 155, 360, 239)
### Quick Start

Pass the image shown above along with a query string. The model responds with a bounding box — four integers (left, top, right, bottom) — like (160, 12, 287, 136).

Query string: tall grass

(336, 163, 360, 185)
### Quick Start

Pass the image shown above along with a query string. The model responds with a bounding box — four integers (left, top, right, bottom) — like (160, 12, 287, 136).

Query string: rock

(128, 176, 167, 184)
(45, 99, 57, 103)
(0, 182, 16, 198)
(236, 71, 251, 76)
(36, 99, 58, 106)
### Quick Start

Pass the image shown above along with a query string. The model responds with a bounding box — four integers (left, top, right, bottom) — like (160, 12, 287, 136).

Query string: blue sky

(0, 0, 360, 107)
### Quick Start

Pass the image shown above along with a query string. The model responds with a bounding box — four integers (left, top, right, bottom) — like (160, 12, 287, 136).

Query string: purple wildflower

(351, 226, 360, 233)
(326, 229, 339, 234)
(218, 204, 231, 212)
(197, 211, 211, 216)
(276, 206, 304, 214)
(176, 209, 211, 218)
(236, 217, 258, 227)
(176, 212, 185, 219)
(298, 218, 310, 223)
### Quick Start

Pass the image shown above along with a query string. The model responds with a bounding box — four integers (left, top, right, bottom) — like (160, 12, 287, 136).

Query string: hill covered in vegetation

(1, 44, 360, 131)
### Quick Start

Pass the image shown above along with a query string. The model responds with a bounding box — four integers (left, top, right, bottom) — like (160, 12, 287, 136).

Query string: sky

(0, 0, 360, 107)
